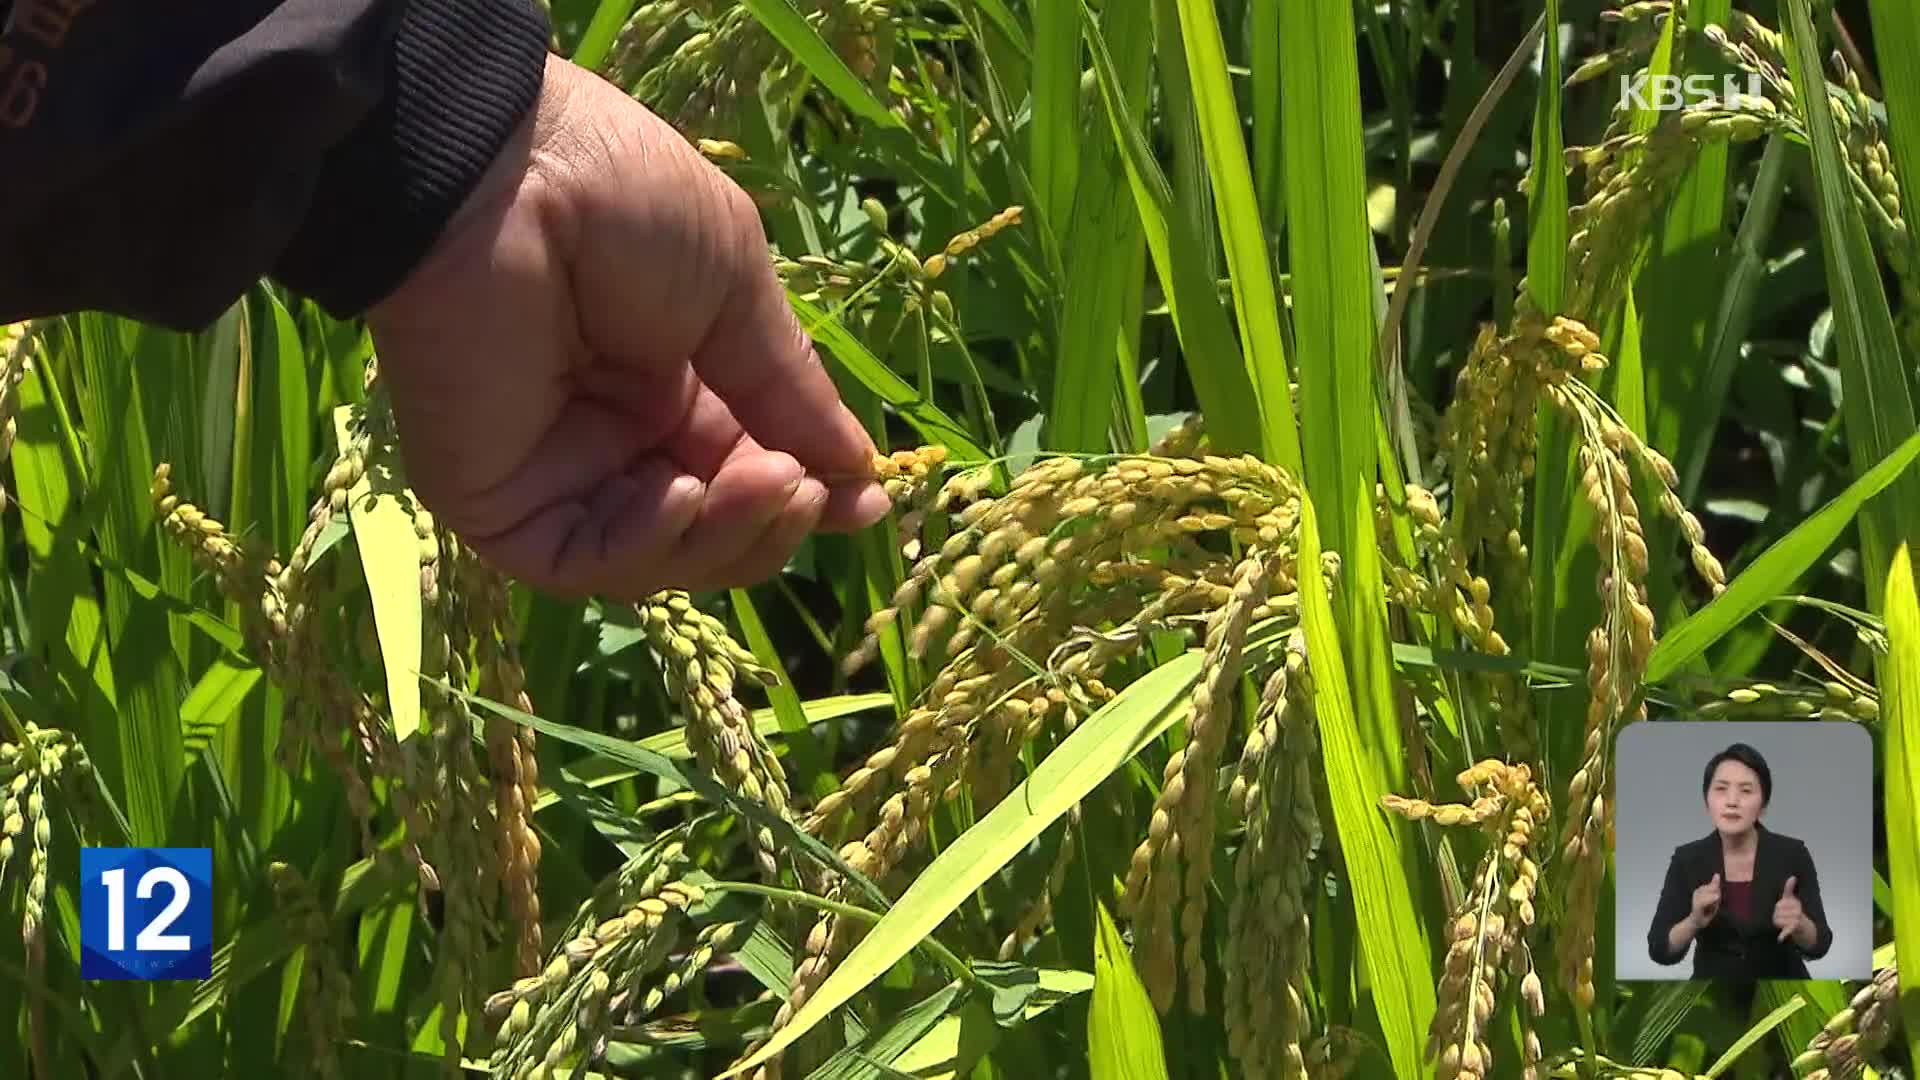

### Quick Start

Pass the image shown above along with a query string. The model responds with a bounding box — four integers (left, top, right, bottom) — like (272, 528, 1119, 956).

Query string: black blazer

(1646, 822, 1834, 979)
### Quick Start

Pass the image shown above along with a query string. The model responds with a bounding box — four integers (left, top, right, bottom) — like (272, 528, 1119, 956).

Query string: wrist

(274, 0, 553, 317)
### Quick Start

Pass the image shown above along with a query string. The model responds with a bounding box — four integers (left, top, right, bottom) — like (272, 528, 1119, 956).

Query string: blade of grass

(966, 0, 1029, 59)
(248, 288, 313, 562)
(1702, 994, 1805, 1079)
(1087, 897, 1168, 1080)
(1294, 490, 1433, 1078)
(1755, 979, 1848, 1073)
(1168, 0, 1301, 474)
(1781, 0, 1920, 607)
(64, 313, 187, 846)
(1866, 1, 1920, 315)
(804, 982, 966, 1080)
(737, 0, 905, 131)
(1639, 0, 1732, 464)
(792, 292, 988, 462)
(229, 285, 311, 858)
(332, 405, 422, 743)
(1277, 0, 1410, 789)
(1275, 3, 1433, 1058)
(715, 650, 1207, 1078)
(729, 587, 833, 796)
(1149, 0, 1216, 293)
(1526, 0, 1567, 313)
(634, 692, 890, 760)
(450, 679, 890, 909)
(180, 657, 262, 763)
(1647, 427, 1920, 681)
(1249, 0, 1282, 236)
(888, 970, 1091, 1077)
(570, 0, 641, 72)
(1030, 0, 1081, 240)
(1882, 542, 1920, 1068)
(10, 344, 119, 751)
(1379, 14, 1546, 393)
(1680, 135, 1790, 505)
(1047, 0, 1151, 455)
(1629, 981, 1710, 1065)
(1079, 0, 1263, 456)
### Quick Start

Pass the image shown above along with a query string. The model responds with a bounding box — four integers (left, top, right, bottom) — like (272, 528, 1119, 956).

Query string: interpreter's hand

(1774, 876, 1806, 943)
(1690, 873, 1722, 928)
(365, 53, 890, 600)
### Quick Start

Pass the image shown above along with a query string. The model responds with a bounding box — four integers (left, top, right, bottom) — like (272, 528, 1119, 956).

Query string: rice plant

(3, 1, 1919, 1078)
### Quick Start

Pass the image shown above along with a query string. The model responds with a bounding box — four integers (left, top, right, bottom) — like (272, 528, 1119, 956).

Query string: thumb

(1709, 873, 1720, 888)
(1783, 876, 1797, 897)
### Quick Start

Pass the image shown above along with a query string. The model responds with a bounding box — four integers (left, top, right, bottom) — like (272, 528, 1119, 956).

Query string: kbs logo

(1618, 72, 1768, 112)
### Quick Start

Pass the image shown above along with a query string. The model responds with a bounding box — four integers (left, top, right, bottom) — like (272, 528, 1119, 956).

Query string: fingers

(639, 378, 888, 534)
(819, 479, 896, 533)
(463, 456, 705, 599)
(1783, 876, 1797, 897)
(693, 192, 888, 506)
(659, 449, 811, 585)
(458, 445, 831, 601)
(684, 475, 832, 590)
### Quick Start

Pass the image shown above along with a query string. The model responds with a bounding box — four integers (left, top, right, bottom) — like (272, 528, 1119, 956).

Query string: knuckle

(718, 179, 768, 250)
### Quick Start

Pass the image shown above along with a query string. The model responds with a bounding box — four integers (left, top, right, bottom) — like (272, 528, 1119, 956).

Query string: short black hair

(1702, 742, 1772, 806)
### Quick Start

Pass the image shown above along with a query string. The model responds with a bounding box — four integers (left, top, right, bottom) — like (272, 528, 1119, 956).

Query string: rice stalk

(1384, 760, 1551, 1080)
(1792, 960, 1904, 1079)
(1221, 628, 1317, 1078)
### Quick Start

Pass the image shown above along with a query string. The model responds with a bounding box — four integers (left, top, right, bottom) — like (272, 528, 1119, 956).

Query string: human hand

(364, 53, 890, 601)
(1774, 876, 1806, 943)
(1690, 873, 1722, 928)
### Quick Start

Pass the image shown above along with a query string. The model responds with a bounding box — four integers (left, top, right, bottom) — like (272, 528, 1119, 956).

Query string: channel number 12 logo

(80, 848, 212, 980)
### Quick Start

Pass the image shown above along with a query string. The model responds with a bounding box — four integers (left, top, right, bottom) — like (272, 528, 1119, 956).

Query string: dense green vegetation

(2, 1, 1918, 1078)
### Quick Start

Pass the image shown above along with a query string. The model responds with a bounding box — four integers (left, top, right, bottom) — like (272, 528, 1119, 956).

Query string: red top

(1723, 879, 1753, 921)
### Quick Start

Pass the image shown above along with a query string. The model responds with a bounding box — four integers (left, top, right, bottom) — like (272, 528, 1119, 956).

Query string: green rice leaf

(1781, 0, 1920, 605)
(1169, 0, 1300, 474)
(1030, 0, 1082, 234)
(716, 651, 1206, 1078)
(730, 587, 832, 795)
(1047, 0, 1150, 454)
(738, 0, 905, 130)
(571, 0, 640, 72)
(332, 405, 422, 742)
(1079, 0, 1263, 457)
(1526, 0, 1567, 312)
(451, 679, 889, 909)
(1867, 0, 1920, 308)
(1088, 897, 1167, 1080)
(792, 292, 988, 462)
(1276, 0, 1409, 802)
(180, 657, 262, 763)
(1702, 994, 1804, 1079)
(1295, 491, 1433, 1077)
(804, 982, 965, 1080)
(1881, 542, 1920, 1068)
(1647, 427, 1920, 682)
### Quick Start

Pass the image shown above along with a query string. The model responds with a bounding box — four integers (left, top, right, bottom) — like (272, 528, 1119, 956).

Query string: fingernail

(853, 483, 891, 527)
(795, 477, 828, 512)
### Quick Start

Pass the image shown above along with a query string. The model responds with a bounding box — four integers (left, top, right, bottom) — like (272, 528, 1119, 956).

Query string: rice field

(2, 1, 1918, 1078)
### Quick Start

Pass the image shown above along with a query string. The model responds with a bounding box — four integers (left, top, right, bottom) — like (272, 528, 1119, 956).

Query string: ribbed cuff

(273, 0, 551, 317)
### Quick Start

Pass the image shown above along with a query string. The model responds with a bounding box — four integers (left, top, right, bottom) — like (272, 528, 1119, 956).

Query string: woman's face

(1706, 759, 1766, 836)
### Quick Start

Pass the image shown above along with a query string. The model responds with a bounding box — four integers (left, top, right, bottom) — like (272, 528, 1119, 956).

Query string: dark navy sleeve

(0, 0, 551, 331)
